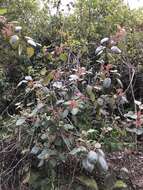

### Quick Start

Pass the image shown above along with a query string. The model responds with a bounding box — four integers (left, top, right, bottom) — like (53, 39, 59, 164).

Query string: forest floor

(107, 141, 143, 190)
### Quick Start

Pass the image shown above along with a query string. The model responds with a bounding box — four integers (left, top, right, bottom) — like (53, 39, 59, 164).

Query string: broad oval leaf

(53, 81, 63, 89)
(95, 45, 105, 55)
(27, 39, 37, 47)
(71, 107, 79, 115)
(114, 180, 127, 189)
(15, 26, 22, 32)
(96, 149, 105, 157)
(100, 37, 109, 45)
(82, 158, 95, 173)
(37, 149, 56, 160)
(77, 176, 98, 190)
(64, 124, 74, 131)
(27, 47, 35, 58)
(87, 151, 98, 164)
(25, 76, 33, 81)
(111, 46, 121, 54)
(25, 36, 33, 41)
(126, 127, 143, 135)
(94, 142, 102, 149)
(120, 96, 128, 104)
(120, 167, 129, 179)
(69, 146, 87, 155)
(69, 74, 79, 81)
(16, 117, 26, 126)
(116, 78, 123, 88)
(103, 78, 111, 88)
(31, 146, 40, 155)
(0, 8, 7, 15)
(9, 35, 19, 48)
(86, 85, 95, 101)
(124, 111, 136, 120)
(62, 109, 69, 118)
(40, 67, 47, 76)
(36, 42, 42, 47)
(97, 98, 104, 106)
(134, 100, 142, 106)
(97, 155, 108, 172)
(17, 80, 27, 87)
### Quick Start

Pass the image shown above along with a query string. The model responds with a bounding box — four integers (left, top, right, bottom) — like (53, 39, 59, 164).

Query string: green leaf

(27, 47, 35, 58)
(114, 180, 127, 189)
(43, 71, 54, 85)
(0, 8, 7, 15)
(77, 176, 98, 190)
(86, 85, 95, 102)
(59, 53, 67, 62)
(87, 129, 97, 134)
(18, 44, 23, 56)
(40, 67, 47, 76)
(71, 108, 79, 115)
(64, 124, 74, 131)
(69, 146, 87, 155)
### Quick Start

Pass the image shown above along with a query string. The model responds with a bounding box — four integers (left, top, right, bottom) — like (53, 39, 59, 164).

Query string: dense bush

(1, 1, 143, 189)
